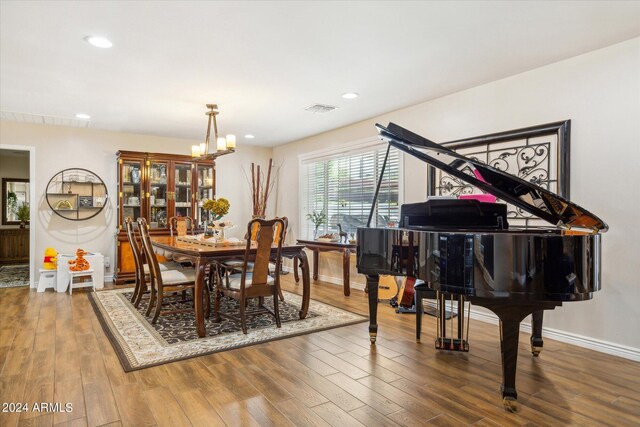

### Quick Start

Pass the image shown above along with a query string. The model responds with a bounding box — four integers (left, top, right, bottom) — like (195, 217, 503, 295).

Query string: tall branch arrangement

(245, 159, 277, 218)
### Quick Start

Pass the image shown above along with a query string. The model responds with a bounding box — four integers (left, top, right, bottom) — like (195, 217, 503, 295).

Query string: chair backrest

(274, 216, 288, 245)
(137, 217, 163, 286)
(249, 216, 288, 244)
(241, 218, 285, 289)
(124, 217, 145, 283)
(169, 216, 194, 237)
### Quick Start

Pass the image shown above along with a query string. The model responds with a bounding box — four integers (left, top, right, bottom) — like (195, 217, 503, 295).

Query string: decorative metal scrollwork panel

(429, 121, 570, 228)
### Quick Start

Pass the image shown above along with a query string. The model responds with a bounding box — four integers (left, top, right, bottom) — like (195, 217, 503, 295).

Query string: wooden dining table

(150, 236, 311, 338)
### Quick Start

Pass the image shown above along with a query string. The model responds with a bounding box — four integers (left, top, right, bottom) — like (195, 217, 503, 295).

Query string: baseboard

(422, 300, 640, 362)
(281, 266, 640, 362)
(281, 266, 365, 291)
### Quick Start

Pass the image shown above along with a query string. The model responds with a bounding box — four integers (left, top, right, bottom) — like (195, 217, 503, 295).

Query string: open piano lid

(377, 122, 608, 232)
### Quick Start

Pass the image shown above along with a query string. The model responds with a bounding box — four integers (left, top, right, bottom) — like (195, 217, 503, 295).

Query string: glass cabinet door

(173, 162, 193, 219)
(149, 161, 168, 229)
(197, 164, 214, 227)
(121, 160, 143, 226)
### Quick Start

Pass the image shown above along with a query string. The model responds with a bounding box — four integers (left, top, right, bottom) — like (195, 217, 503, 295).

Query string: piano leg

(366, 274, 379, 343)
(471, 299, 560, 412)
(531, 310, 544, 356)
(499, 318, 520, 412)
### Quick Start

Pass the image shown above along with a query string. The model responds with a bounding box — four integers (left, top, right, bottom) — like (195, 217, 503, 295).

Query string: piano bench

(414, 282, 437, 341)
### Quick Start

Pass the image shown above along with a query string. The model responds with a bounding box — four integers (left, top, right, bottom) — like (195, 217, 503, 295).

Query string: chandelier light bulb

(226, 134, 236, 149)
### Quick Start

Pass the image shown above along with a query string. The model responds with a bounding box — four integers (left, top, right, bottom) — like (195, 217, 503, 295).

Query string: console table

(295, 239, 357, 296)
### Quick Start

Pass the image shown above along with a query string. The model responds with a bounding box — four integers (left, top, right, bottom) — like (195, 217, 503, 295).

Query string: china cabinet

(115, 150, 217, 284)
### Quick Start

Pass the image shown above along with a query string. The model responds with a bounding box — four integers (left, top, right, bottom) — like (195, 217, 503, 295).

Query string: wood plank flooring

(1, 277, 639, 426)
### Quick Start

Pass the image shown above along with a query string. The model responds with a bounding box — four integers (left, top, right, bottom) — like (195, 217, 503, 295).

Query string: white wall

(0, 149, 29, 229)
(0, 122, 273, 281)
(273, 38, 640, 351)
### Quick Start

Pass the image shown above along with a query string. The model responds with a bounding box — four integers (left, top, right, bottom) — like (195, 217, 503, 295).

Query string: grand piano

(356, 123, 607, 411)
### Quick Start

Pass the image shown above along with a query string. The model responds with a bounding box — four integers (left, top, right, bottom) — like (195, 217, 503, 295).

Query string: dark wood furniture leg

(366, 274, 379, 343)
(531, 310, 544, 356)
(297, 250, 311, 319)
(415, 289, 423, 341)
(293, 256, 299, 283)
(195, 258, 207, 338)
(342, 249, 351, 296)
(312, 249, 319, 281)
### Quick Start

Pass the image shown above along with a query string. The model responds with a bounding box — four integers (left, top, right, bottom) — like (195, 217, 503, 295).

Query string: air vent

(0, 111, 90, 128)
(304, 104, 338, 114)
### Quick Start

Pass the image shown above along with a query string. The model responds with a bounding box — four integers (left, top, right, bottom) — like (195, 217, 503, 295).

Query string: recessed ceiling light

(342, 92, 359, 99)
(84, 36, 113, 48)
(75, 113, 91, 120)
(244, 134, 255, 139)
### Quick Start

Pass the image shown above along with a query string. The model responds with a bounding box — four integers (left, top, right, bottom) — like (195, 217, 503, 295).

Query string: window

(300, 144, 401, 238)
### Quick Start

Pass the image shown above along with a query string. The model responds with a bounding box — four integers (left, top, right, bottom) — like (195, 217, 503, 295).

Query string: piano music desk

(294, 239, 357, 296)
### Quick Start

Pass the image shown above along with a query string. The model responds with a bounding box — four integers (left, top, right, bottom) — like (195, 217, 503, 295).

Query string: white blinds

(301, 145, 400, 239)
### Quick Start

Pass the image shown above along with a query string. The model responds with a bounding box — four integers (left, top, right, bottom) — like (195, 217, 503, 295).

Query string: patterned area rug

(0, 264, 30, 288)
(89, 288, 366, 371)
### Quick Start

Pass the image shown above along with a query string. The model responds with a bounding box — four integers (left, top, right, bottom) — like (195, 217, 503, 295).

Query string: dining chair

(168, 216, 196, 266)
(124, 217, 182, 308)
(214, 218, 285, 334)
(137, 217, 210, 324)
(169, 216, 195, 237)
(220, 217, 288, 301)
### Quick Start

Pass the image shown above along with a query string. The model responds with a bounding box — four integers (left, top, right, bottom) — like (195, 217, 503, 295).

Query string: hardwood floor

(1, 276, 639, 426)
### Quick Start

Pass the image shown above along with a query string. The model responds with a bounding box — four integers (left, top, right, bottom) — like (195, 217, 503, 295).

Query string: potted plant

(16, 204, 29, 228)
(306, 211, 326, 239)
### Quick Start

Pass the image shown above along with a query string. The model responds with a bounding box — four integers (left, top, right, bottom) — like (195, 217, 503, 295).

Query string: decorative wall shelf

(45, 168, 108, 221)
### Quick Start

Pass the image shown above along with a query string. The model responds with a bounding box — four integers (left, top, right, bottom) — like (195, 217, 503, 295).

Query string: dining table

(150, 236, 311, 338)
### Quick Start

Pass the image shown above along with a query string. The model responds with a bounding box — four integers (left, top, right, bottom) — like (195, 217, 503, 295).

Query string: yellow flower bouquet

(202, 197, 230, 220)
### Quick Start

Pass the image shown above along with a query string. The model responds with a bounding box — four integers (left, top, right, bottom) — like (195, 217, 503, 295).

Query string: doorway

(0, 146, 35, 288)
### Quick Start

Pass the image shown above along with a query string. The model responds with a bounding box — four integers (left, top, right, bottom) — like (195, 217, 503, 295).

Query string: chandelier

(191, 104, 236, 160)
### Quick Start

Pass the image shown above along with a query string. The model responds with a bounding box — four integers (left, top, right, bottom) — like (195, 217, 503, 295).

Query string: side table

(295, 239, 357, 296)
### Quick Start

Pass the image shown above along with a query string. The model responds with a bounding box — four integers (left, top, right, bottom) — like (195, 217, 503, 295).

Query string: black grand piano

(356, 123, 608, 410)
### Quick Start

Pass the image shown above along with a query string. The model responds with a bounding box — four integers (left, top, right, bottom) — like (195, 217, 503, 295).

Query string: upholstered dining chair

(214, 217, 285, 334)
(124, 217, 182, 308)
(168, 216, 196, 266)
(137, 217, 210, 324)
(220, 217, 288, 302)
(169, 216, 195, 237)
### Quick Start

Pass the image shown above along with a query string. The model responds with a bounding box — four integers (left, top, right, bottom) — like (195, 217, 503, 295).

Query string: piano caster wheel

(502, 397, 517, 412)
(369, 333, 377, 344)
(531, 346, 542, 357)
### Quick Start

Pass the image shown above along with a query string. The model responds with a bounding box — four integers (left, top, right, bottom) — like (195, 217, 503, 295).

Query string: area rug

(89, 288, 367, 371)
(0, 264, 30, 288)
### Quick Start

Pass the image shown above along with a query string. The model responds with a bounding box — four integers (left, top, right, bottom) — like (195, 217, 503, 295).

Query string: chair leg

(273, 289, 282, 328)
(240, 296, 248, 334)
(146, 283, 156, 317)
(134, 281, 145, 308)
(214, 291, 221, 322)
(131, 277, 140, 304)
(152, 290, 163, 324)
(203, 286, 211, 319)
(278, 287, 285, 302)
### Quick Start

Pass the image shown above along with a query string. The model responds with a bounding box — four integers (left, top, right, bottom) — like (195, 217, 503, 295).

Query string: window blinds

(301, 146, 400, 239)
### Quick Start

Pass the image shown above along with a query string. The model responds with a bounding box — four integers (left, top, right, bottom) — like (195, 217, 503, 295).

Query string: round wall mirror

(46, 168, 108, 221)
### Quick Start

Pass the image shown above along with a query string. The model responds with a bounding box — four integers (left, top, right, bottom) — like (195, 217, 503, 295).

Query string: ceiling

(1, 1, 639, 147)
